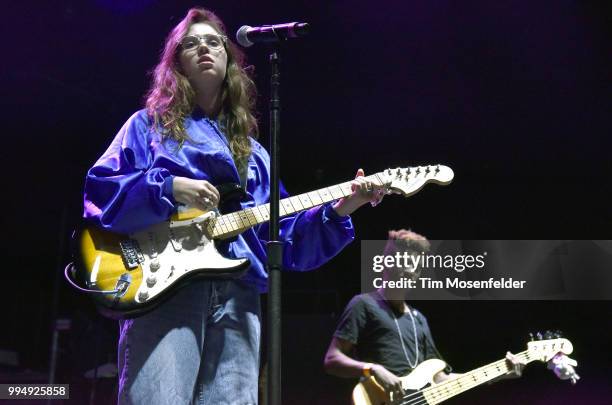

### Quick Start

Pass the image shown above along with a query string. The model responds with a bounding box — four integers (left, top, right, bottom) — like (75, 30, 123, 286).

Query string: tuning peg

(528, 332, 535, 341)
(554, 330, 563, 338)
(425, 166, 431, 174)
(435, 164, 440, 173)
(544, 330, 554, 340)
(536, 332, 543, 340)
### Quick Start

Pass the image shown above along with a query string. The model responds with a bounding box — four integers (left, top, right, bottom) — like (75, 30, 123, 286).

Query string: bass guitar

(352, 333, 575, 405)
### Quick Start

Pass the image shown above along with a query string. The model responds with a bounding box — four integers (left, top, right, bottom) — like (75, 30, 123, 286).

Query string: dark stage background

(1, 1, 611, 404)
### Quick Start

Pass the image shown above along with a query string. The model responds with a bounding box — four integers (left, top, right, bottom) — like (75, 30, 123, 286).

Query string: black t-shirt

(334, 292, 451, 377)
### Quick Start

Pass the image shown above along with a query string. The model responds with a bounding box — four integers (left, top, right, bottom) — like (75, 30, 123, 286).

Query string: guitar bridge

(119, 239, 145, 269)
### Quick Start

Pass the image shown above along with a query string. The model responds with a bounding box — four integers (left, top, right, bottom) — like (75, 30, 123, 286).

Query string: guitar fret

(252, 206, 264, 223)
(372, 173, 384, 185)
(281, 199, 294, 215)
(318, 188, 332, 202)
(232, 211, 244, 227)
(240, 211, 252, 228)
(222, 214, 233, 232)
(229, 212, 243, 230)
(329, 185, 344, 200)
(211, 223, 219, 237)
(216, 221, 226, 236)
(289, 196, 304, 211)
(237, 211, 253, 227)
(229, 212, 246, 230)
(218, 216, 230, 233)
(258, 205, 270, 221)
(338, 182, 352, 196)
(298, 193, 314, 209)
(307, 191, 323, 205)
(245, 209, 258, 226)
(205, 220, 215, 236)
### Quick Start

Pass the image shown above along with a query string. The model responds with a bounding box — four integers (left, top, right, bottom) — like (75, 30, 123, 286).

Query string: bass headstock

(527, 330, 574, 362)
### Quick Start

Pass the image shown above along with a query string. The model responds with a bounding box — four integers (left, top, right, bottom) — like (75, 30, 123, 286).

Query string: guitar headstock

(527, 330, 574, 362)
(380, 165, 454, 197)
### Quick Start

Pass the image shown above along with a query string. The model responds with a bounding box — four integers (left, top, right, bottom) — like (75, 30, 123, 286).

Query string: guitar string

(211, 169, 412, 238)
(418, 353, 533, 405)
(397, 352, 531, 405)
(172, 169, 409, 238)
(212, 180, 354, 236)
(212, 174, 381, 237)
(394, 351, 532, 405)
(397, 352, 532, 405)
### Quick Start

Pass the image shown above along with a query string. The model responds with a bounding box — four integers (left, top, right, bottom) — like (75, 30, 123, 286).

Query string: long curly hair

(145, 7, 258, 170)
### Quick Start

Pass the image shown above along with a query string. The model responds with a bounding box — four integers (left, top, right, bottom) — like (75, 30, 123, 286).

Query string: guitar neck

(209, 173, 384, 239)
(421, 350, 537, 405)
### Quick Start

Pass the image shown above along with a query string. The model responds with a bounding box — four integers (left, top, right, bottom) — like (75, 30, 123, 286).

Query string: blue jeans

(117, 279, 261, 405)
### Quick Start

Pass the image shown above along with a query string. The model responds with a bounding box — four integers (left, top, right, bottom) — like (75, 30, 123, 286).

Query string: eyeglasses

(180, 34, 227, 51)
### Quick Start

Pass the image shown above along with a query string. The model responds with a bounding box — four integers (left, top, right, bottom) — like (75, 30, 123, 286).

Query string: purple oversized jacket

(83, 109, 355, 292)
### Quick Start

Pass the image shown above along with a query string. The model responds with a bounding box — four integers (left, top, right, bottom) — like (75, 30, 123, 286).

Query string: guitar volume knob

(146, 275, 157, 287)
(150, 258, 161, 272)
(138, 290, 149, 301)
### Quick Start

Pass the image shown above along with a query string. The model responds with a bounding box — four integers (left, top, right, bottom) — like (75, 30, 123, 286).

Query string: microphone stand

(244, 24, 310, 405)
(266, 46, 283, 405)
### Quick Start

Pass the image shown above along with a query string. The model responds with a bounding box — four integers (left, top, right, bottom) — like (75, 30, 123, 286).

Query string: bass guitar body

(353, 359, 446, 405)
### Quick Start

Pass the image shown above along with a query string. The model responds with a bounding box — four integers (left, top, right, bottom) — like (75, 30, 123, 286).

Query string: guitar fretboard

(207, 173, 384, 239)
(418, 350, 536, 405)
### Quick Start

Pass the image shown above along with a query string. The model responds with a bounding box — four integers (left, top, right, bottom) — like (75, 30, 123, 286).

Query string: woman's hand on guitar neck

(333, 168, 387, 216)
(371, 364, 404, 398)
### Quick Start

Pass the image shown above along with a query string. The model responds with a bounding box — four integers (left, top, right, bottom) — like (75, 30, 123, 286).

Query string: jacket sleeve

(250, 144, 355, 271)
(83, 111, 176, 234)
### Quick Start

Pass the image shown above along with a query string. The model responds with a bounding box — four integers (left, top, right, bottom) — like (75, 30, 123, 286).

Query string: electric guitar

(70, 165, 453, 318)
(352, 334, 575, 405)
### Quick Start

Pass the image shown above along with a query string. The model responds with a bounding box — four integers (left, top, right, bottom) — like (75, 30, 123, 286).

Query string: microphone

(236, 22, 310, 47)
